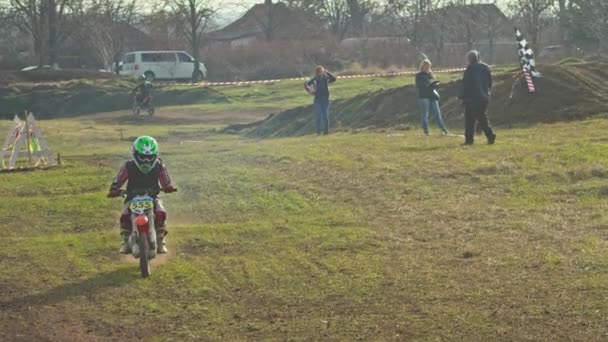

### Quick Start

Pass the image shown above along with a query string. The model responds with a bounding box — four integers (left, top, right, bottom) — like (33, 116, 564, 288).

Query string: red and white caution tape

(185, 67, 468, 87)
(523, 70, 536, 93)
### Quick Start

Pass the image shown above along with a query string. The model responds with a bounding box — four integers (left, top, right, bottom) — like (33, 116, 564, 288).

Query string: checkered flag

(515, 28, 541, 78)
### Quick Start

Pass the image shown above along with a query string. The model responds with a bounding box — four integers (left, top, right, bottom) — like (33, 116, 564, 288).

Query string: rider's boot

(119, 230, 131, 254)
(156, 226, 168, 254)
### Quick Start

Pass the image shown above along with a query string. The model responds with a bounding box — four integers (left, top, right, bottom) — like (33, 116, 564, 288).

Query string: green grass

(1, 105, 608, 340)
(173, 72, 463, 113)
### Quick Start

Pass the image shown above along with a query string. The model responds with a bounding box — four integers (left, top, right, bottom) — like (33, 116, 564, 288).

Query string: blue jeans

(314, 96, 330, 134)
(418, 98, 447, 134)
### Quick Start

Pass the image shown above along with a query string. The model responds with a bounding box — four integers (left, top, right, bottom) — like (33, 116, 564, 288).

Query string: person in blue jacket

(305, 66, 336, 135)
(415, 59, 449, 135)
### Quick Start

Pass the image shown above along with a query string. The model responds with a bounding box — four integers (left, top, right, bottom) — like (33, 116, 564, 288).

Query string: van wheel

(144, 71, 155, 81)
(193, 70, 205, 82)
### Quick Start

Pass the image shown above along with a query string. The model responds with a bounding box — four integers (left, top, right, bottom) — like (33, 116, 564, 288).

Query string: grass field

(1, 74, 608, 341)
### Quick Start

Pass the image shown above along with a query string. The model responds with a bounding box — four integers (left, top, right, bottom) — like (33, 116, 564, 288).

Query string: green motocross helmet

(132, 135, 159, 174)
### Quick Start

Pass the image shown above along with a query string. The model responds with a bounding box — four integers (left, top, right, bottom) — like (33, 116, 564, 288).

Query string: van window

(123, 54, 135, 63)
(142, 53, 158, 62)
(160, 53, 176, 62)
(141, 53, 176, 63)
(177, 53, 193, 62)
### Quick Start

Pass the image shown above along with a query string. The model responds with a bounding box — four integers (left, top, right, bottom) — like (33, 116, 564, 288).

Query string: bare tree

(478, 0, 508, 63)
(9, 0, 47, 66)
(9, 0, 82, 68)
(580, 0, 608, 52)
(84, 0, 138, 72)
(450, 0, 484, 51)
(142, 6, 182, 50)
(510, 0, 555, 45)
(284, 0, 317, 15)
(320, 0, 351, 41)
(249, 0, 284, 41)
(423, 0, 452, 64)
(385, 0, 433, 47)
(346, 0, 373, 37)
(171, 0, 217, 81)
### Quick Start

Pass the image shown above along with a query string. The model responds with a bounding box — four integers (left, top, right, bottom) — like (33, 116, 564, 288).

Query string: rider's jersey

(110, 159, 172, 199)
(133, 82, 153, 97)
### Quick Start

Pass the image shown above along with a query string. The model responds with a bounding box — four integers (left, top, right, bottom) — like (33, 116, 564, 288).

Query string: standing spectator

(415, 59, 449, 135)
(459, 50, 496, 145)
(305, 66, 336, 135)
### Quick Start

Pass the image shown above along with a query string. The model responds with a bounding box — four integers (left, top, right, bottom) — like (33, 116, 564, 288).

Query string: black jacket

(415, 71, 439, 99)
(125, 160, 161, 200)
(306, 72, 336, 98)
(460, 62, 492, 104)
(133, 82, 153, 96)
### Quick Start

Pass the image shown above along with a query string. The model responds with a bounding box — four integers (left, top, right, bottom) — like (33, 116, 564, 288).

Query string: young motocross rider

(107, 136, 176, 254)
(132, 75, 153, 106)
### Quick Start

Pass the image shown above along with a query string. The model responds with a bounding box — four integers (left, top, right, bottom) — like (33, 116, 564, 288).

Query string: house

(61, 22, 156, 69)
(207, 0, 326, 48)
(419, 3, 513, 45)
(414, 3, 515, 65)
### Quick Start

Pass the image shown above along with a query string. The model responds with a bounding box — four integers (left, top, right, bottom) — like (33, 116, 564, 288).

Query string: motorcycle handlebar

(109, 187, 177, 198)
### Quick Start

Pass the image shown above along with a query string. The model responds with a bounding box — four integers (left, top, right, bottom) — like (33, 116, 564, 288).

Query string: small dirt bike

(114, 188, 175, 278)
(133, 95, 155, 116)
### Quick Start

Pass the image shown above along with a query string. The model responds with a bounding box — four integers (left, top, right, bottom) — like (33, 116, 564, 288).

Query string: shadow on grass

(0, 267, 137, 309)
(399, 144, 458, 153)
(94, 114, 204, 126)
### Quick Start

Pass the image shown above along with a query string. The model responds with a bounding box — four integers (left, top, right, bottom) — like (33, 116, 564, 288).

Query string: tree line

(0, 0, 606, 76)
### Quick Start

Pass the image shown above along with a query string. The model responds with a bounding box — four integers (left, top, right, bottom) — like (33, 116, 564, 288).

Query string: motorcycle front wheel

(138, 233, 151, 278)
(147, 107, 155, 116)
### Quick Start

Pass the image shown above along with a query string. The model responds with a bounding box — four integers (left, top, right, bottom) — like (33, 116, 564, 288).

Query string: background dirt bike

(133, 95, 155, 116)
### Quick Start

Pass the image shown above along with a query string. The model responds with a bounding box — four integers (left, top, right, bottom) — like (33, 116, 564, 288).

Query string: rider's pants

(120, 198, 167, 236)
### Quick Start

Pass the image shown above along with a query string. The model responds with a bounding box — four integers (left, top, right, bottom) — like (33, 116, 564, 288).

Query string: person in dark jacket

(305, 66, 336, 135)
(415, 59, 449, 135)
(459, 50, 496, 145)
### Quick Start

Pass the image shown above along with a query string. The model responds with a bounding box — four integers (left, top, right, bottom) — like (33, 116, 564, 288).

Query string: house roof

(208, 1, 324, 41)
(423, 4, 513, 41)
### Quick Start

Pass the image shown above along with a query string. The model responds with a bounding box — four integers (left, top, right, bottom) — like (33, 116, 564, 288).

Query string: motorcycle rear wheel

(147, 107, 155, 116)
(138, 233, 151, 278)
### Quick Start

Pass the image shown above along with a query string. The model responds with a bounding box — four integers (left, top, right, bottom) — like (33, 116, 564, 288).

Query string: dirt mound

(230, 63, 608, 138)
(0, 80, 229, 119)
(0, 69, 117, 85)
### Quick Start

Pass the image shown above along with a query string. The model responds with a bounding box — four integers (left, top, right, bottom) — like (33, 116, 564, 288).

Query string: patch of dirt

(89, 108, 272, 126)
(1, 81, 229, 119)
(229, 62, 608, 138)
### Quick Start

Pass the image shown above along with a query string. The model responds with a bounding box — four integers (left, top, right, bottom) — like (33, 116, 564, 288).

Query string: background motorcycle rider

(132, 75, 153, 106)
(107, 136, 176, 254)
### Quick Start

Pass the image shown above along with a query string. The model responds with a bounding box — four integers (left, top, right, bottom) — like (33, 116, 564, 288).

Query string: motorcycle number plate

(129, 198, 154, 212)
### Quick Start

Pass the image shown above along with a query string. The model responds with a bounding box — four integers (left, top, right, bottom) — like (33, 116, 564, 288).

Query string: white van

(120, 51, 207, 81)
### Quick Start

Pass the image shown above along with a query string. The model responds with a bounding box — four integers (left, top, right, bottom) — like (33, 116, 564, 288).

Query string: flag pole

(24, 112, 32, 167)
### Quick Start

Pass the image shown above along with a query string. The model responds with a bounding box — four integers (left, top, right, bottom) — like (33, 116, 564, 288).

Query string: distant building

(420, 3, 513, 44)
(207, 0, 326, 48)
(61, 22, 156, 69)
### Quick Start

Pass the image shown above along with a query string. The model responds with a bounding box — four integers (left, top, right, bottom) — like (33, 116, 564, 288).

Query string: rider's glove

(163, 185, 177, 193)
(107, 189, 121, 198)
